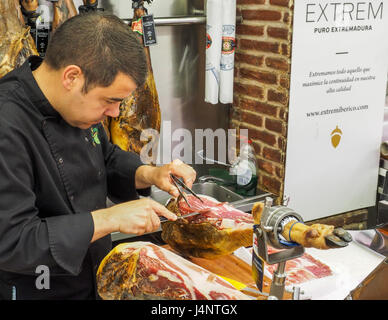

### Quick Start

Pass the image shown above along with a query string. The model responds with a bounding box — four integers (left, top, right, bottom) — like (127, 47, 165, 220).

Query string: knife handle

(159, 216, 168, 223)
(160, 212, 200, 223)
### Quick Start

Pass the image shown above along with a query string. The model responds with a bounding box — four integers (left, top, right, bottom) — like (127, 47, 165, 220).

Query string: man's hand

(90, 198, 177, 242)
(135, 159, 197, 197)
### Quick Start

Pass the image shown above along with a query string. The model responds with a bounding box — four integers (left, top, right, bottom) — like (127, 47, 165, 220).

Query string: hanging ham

(109, 1, 161, 164)
(0, 0, 38, 78)
(51, 0, 77, 31)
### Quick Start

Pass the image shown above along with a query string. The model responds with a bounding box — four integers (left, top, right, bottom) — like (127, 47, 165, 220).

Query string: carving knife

(159, 211, 201, 223)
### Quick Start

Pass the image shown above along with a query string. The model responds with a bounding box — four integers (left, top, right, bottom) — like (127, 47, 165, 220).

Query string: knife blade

(159, 211, 201, 223)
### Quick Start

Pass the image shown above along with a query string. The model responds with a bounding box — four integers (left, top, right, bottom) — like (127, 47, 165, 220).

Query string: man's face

(62, 72, 137, 129)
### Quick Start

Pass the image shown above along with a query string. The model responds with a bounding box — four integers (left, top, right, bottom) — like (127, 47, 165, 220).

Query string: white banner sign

(284, 0, 388, 220)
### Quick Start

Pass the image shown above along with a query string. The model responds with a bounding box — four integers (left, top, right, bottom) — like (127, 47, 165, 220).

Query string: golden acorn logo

(331, 126, 342, 148)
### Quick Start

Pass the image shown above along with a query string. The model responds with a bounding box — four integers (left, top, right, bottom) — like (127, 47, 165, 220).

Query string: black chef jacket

(0, 56, 150, 300)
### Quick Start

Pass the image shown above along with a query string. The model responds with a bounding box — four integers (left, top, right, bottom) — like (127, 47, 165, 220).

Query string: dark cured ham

(109, 1, 161, 163)
(51, 0, 77, 31)
(96, 242, 249, 300)
(161, 195, 254, 259)
(0, 0, 38, 78)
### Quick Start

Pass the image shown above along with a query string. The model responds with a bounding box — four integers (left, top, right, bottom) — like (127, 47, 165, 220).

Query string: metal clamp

(259, 198, 305, 251)
(252, 197, 305, 300)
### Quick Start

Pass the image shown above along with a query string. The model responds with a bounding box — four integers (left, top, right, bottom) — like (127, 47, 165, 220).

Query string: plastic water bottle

(230, 138, 258, 196)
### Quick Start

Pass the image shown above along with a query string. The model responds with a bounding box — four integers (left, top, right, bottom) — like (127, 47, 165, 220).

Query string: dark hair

(44, 12, 147, 93)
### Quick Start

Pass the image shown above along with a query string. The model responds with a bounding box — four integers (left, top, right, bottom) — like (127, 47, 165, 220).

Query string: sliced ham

(177, 195, 253, 228)
(264, 246, 333, 286)
(96, 241, 249, 300)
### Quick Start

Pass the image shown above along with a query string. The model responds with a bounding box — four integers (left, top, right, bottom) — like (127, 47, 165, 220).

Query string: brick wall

(230, 0, 369, 228)
(231, 0, 294, 202)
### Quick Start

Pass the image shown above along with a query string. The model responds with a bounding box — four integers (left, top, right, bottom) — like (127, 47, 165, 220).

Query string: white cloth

(205, 0, 236, 105)
(220, 0, 236, 104)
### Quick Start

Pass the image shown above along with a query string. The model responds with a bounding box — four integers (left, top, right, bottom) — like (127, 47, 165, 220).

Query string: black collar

(19, 55, 61, 119)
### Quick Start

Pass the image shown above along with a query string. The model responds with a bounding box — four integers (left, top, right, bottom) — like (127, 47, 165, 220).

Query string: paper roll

(220, 0, 236, 104)
(205, 0, 222, 105)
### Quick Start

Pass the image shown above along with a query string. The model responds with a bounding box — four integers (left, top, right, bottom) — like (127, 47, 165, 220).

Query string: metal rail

(123, 15, 243, 26)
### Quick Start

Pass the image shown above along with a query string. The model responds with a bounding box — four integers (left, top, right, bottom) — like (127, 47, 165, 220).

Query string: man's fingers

(184, 177, 195, 189)
(172, 159, 184, 166)
(151, 200, 178, 221)
(151, 160, 196, 195)
(144, 210, 163, 234)
(150, 211, 161, 230)
(170, 159, 196, 189)
(167, 184, 180, 198)
(153, 177, 179, 197)
(146, 216, 156, 234)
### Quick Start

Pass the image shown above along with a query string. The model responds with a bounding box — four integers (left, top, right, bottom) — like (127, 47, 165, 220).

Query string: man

(0, 12, 195, 299)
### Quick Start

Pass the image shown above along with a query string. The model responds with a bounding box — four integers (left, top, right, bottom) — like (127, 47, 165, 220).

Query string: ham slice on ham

(161, 195, 253, 259)
(96, 241, 249, 300)
(177, 194, 253, 228)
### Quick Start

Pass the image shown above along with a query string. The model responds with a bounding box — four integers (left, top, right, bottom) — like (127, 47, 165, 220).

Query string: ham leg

(51, 0, 77, 31)
(0, 0, 38, 78)
(109, 1, 161, 164)
(252, 202, 352, 250)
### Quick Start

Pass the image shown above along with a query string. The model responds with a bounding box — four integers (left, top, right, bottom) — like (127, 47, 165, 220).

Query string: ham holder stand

(252, 197, 305, 300)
